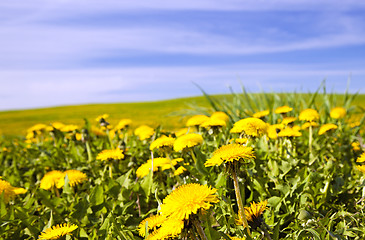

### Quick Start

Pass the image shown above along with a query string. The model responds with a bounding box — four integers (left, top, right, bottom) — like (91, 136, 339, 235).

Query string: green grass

(1, 93, 364, 136)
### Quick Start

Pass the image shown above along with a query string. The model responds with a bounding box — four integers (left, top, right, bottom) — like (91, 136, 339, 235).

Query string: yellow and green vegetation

(1, 85, 365, 239)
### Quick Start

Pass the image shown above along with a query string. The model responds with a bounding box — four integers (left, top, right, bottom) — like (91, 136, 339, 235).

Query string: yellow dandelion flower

(253, 110, 270, 118)
(275, 106, 293, 114)
(136, 158, 171, 178)
(159, 183, 219, 220)
(301, 121, 319, 130)
(115, 119, 132, 130)
(318, 123, 338, 135)
(277, 127, 302, 137)
(174, 166, 187, 176)
(205, 144, 255, 167)
(138, 214, 166, 237)
(56, 170, 87, 188)
(210, 111, 230, 122)
(96, 148, 124, 161)
(175, 128, 190, 137)
(236, 200, 268, 230)
(173, 133, 203, 152)
(330, 107, 346, 119)
(352, 142, 361, 151)
(40, 170, 64, 190)
(299, 109, 319, 122)
(230, 117, 267, 137)
(38, 223, 78, 240)
(95, 114, 109, 122)
(281, 117, 297, 125)
(60, 124, 79, 132)
(0, 179, 26, 203)
(150, 136, 175, 151)
(357, 152, 365, 163)
(186, 115, 210, 127)
(200, 118, 226, 128)
(148, 218, 185, 240)
(135, 125, 155, 140)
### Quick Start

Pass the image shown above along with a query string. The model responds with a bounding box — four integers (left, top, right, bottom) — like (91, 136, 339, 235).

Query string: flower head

(135, 125, 155, 140)
(56, 170, 87, 188)
(275, 106, 293, 114)
(150, 136, 175, 151)
(230, 117, 267, 137)
(186, 115, 210, 127)
(0, 179, 27, 203)
(330, 107, 346, 119)
(40, 170, 64, 190)
(253, 110, 270, 118)
(38, 223, 78, 239)
(318, 123, 338, 135)
(96, 148, 124, 161)
(205, 144, 255, 167)
(159, 183, 219, 220)
(299, 109, 320, 122)
(173, 133, 203, 152)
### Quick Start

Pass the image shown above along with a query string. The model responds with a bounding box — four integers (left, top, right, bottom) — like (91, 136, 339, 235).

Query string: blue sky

(1, 0, 365, 110)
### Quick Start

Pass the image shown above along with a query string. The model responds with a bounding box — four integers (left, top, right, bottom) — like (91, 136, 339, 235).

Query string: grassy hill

(1, 93, 364, 136)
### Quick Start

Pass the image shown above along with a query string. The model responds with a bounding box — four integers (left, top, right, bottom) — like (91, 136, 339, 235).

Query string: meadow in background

(0, 84, 365, 239)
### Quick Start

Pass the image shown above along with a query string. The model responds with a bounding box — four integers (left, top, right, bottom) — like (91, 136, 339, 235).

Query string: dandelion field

(1, 86, 365, 239)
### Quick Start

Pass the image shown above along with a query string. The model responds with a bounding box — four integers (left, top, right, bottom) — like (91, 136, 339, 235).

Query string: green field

(1, 93, 365, 136)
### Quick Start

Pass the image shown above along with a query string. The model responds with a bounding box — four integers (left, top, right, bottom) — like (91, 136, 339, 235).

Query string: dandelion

(150, 135, 175, 151)
(173, 133, 203, 152)
(38, 223, 78, 240)
(330, 107, 346, 119)
(230, 117, 267, 137)
(96, 148, 124, 161)
(138, 214, 166, 237)
(186, 115, 210, 127)
(253, 110, 270, 118)
(40, 170, 64, 190)
(299, 109, 319, 122)
(275, 106, 293, 114)
(0, 179, 27, 203)
(56, 170, 87, 188)
(135, 125, 155, 140)
(205, 144, 255, 167)
(159, 183, 219, 220)
(210, 111, 230, 122)
(318, 123, 338, 135)
(115, 119, 132, 131)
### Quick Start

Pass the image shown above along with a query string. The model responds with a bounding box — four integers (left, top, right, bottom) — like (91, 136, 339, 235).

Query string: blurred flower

(210, 111, 230, 122)
(330, 107, 346, 119)
(186, 115, 210, 127)
(135, 125, 155, 140)
(200, 118, 226, 129)
(318, 123, 338, 135)
(159, 183, 219, 220)
(57, 170, 87, 188)
(299, 109, 319, 122)
(173, 133, 203, 152)
(277, 127, 302, 137)
(275, 106, 293, 114)
(96, 148, 124, 161)
(40, 170, 64, 190)
(230, 117, 267, 137)
(205, 144, 255, 167)
(0, 179, 27, 203)
(150, 136, 175, 151)
(115, 119, 132, 131)
(253, 110, 270, 118)
(38, 223, 78, 240)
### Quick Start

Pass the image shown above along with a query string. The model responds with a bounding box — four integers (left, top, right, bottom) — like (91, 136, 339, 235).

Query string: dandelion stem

(231, 163, 251, 237)
(191, 217, 208, 240)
